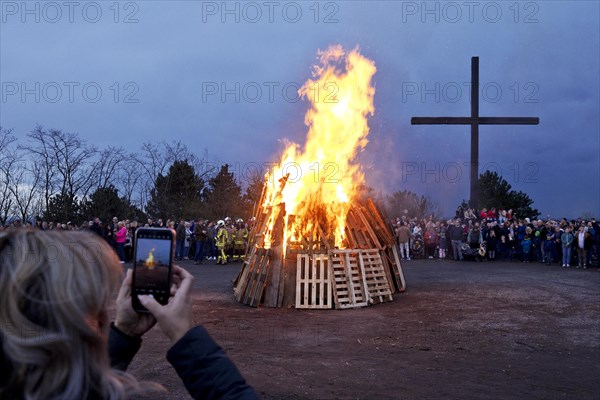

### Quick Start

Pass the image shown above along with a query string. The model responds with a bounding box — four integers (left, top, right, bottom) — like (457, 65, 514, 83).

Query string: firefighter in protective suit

(233, 219, 248, 261)
(215, 220, 229, 265)
(224, 217, 235, 260)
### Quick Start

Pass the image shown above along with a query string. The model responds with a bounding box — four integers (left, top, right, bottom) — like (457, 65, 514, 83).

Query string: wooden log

(245, 206, 270, 257)
(366, 198, 395, 245)
(247, 252, 270, 307)
(378, 248, 396, 295)
(242, 248, 270, 306)
(391, 244, 407, 292)
(234, 245, 257, 298)
(350, 207, 374, 248)
(281, 253, 297, 307)
(263, 203, 285, 307)
(355, 206, 382, 248)
(316, 221, 331, 251)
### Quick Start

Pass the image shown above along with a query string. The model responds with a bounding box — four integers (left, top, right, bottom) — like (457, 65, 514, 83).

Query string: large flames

(145, 248, 156, 270)
(263, 45, 376, 248)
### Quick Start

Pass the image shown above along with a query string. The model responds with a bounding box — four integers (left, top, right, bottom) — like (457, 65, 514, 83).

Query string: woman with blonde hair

(0, 230, 257, 399)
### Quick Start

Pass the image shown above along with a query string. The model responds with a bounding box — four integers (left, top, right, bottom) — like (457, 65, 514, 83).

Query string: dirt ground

(119, 258, 600, 400)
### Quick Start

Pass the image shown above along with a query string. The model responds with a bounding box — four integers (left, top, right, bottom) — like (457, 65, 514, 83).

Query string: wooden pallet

(295, 253, 332, 309)
(359, 249, 393, 304)
(329, 250, 369, 309)
(236, 247, 270, 306)
(389, 245, 406, 292)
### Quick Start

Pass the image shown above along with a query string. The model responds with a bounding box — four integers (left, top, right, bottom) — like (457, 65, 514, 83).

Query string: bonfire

(234, 46, 405, 309)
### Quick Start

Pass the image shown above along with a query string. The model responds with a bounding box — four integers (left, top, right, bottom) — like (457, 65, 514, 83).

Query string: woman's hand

(138, 265, 194, 344)
(115, 269, 156, 337)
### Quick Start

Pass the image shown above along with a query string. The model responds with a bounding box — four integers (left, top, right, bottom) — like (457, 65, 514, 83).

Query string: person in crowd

(225, 218, 237, 262)
(115, 221, 127, 264)
(412, 223, 422, 238)
(233, 219, 248, 262)
(455, 205, 464, 220)
(0, 229, 258, 399)
(561, 226, 574, 268)
(588, 220, 598, 267)
(110, 216, 119, 249)
(175, 219, 186, 261)
(207, 221, 217, 261)
(467, 223, 483, 250)
(498, 209, 507, 225)
(215, 220, 229, 265)
(464, 208, 476, 222)
(544, 224, 556, 265)
(575, 225, 592, 269)
(553, 226, 563, 265)
(438, 221, 447, 259)
(486, 227, 498, 261)
(90, 217, 102, 237)
(522, 227, 533, 263)
(423, 223, 437, 259)
(101, 221, 114, 245)
(193, 220, 207, 265)
(532, 221, 544, 262)
(449, 220, 464, 261)
(515, 221, 526, 260)
(479, 208, 488, 220)
(395, 221, 411, 261)
(184, 221, 192, 260)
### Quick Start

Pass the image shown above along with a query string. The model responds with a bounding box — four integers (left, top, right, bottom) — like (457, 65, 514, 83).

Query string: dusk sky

(1, 0, 598, 219)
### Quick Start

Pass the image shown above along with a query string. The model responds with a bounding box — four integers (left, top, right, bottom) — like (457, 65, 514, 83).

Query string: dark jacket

(109, 324, 258, 400)
(449, 225, 463, 241)
(176, 223, 187, 241)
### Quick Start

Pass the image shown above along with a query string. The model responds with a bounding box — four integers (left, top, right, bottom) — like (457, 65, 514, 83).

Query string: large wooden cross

(411, 57, 539, 209)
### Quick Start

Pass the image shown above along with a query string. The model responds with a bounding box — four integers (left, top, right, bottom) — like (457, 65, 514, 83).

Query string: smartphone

(132, 227, 175, 312)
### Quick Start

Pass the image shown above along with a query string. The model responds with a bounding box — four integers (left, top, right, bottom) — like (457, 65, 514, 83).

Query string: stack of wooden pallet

(233, 186, 406, 309)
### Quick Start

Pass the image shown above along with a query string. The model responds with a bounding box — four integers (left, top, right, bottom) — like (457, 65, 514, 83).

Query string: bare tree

(19, 126, 59, 211)
(49, 128, 97, 198)
(134, 142, 170, 184)
(117, 157, 145, 208)
(21, 126, 98, 208)
(0, 128, 16, 224)
(92, 146, 127, 189)
(7, 156, 43, 221)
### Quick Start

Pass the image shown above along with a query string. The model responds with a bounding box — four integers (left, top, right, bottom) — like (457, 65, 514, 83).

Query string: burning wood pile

(234, 46, 406, 309)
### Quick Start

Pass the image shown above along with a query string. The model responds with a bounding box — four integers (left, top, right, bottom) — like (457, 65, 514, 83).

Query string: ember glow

(263, 45, 376, 248)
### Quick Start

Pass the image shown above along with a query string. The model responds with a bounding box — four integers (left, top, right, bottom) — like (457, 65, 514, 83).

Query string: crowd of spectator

(393, 207, 599, 268)
(0, 216, 254, 265)
(3, 207, 598, 269)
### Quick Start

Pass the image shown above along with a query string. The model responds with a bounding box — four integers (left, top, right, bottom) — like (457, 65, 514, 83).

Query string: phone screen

(132, 228, 174, 312)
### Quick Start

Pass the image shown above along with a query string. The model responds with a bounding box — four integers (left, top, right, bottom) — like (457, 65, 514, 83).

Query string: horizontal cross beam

(411, 117, 540, 125)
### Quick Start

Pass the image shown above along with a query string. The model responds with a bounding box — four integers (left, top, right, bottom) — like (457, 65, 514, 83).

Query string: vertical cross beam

(470, 57, 479, 209)
(411, 57, 539, 211)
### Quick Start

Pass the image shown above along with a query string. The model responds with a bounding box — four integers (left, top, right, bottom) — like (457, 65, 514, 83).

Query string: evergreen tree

(478, 171, 540, 219)
(242, 172, 266, 220)
(81, 185, 146, 222)
(146, 160, 204, 220)
(44, 192, 80, 224)
(202, 164, 243, 220)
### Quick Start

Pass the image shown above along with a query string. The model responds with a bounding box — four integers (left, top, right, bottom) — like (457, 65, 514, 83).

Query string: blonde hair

(0, 230, 147, 399)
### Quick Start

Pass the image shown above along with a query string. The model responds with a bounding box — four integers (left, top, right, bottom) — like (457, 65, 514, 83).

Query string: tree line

(384, 171, 539, 221)
(1, 126, 539, 225)
(0, 126, 264, 225)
